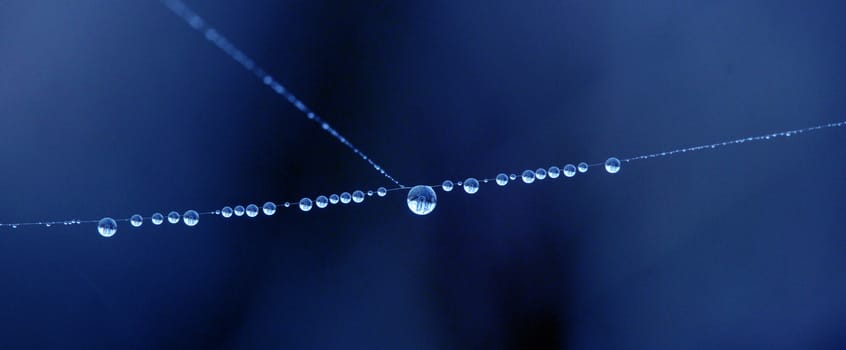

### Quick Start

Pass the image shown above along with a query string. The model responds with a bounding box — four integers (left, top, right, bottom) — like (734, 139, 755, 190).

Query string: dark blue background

(1, 1, 845, 349)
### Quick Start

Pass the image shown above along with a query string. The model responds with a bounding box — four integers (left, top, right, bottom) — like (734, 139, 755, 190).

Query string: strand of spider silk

(620, 120, 846, 164)
(3, 119, 844, 230)
(159, 0, 403, 188)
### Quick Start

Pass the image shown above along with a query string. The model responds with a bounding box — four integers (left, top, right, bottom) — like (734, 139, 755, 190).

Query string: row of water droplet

(87, 158, 621, 237)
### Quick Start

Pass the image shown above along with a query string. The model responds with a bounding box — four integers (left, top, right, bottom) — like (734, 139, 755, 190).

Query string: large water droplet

(406, 185, 437, 215)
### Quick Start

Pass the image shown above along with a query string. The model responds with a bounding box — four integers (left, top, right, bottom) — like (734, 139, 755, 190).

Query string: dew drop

(167, 211, 180, 224)
(245, 204, 259, 217)
(97, 218, 117, 237)
(234, 205, 245, 216)
(299, 198, 313, 212)
(130, 214, 143, 227)
(578, 162, 589, 173)
(367, 190, 374, 197)
(221, 206, 233, 218)
(262, 202, 277, 216)
(442, 180, 454, 192)
(521, 170, 536, 184)
(463, 178, 480, 194)
(183, 210, 200, 226)
(509, 174, 517, 180)
(548, 166, 561, 178)
(604, 157, 621, 174)
(496, 173, 509, 186)
(316, 196, 329, 208)
(352, 190, 365, 203)
(406, 185, 437, 215)
(340, 192, 352, 204)
(152, 213, 164, 225)
(329, 194, 340, 204)
(535, 168, 547, 180)
(563, 164, 576, 177)
(377, 187, 387, 197)
(284, 202, 291, 208)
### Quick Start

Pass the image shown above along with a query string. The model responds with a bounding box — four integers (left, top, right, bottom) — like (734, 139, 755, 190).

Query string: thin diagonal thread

(160, 0, 403, 187)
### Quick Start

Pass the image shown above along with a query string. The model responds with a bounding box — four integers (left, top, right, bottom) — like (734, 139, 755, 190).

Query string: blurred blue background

(1, 1, 845, 349)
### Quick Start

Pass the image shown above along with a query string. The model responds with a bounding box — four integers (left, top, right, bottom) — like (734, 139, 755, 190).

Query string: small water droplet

(316, 196, 329, 208)
(263, 202, 277, 216)
(463, 178, 480, 194)
(352, 190, 366, 203)
(245, 204, 259, 217)
(299, 198, 313, 212)
(130, 214, 143, 227)
(167, 211, 180, 224)
(496, 173, 509, 186)
(183, 210, 200, 226)
(442, 180, 454, 192)
(521, 170, 536, 184)
(152, 213, 164, 225)
(604, 157, 621, 174)
(97, 218, 117, 238)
